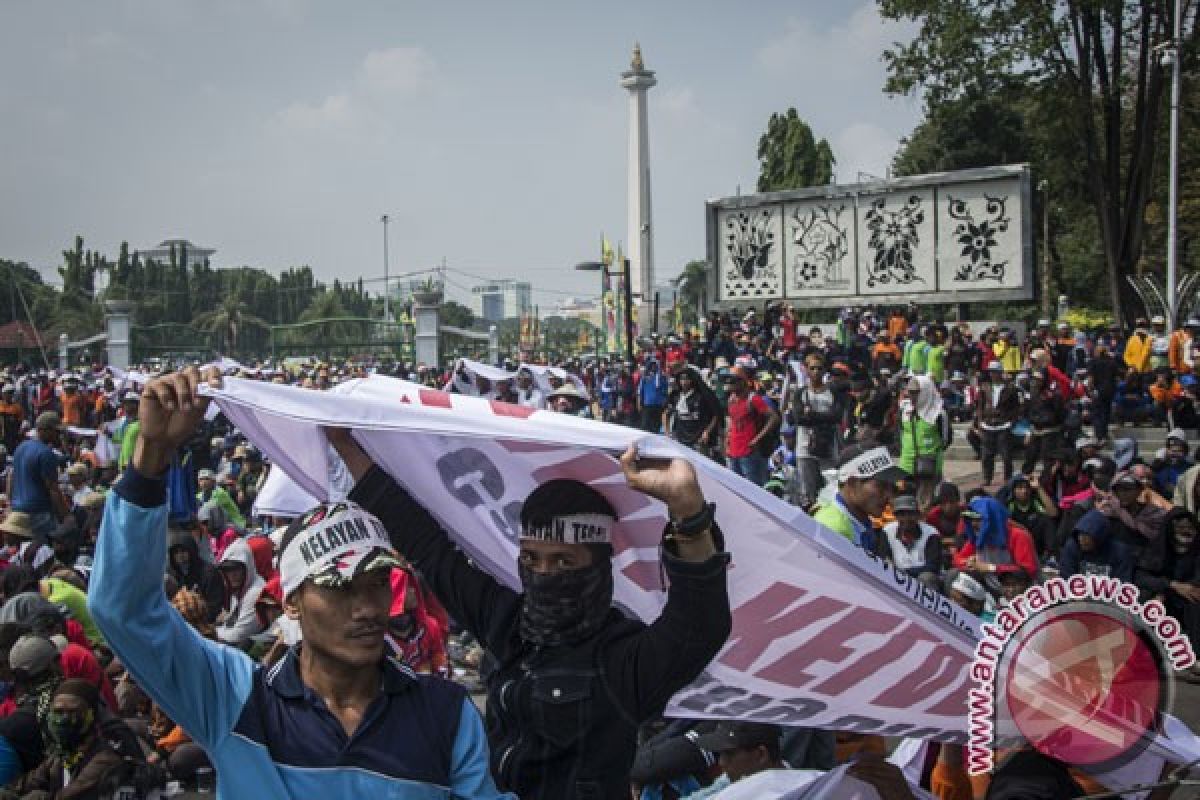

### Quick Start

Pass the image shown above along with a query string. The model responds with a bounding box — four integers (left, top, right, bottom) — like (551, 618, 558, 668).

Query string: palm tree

(192, 296, 269, 356)
(298, 291, 361, 348)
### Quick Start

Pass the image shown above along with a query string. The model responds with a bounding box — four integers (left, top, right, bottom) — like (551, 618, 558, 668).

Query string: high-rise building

(470, 279, 532, 322)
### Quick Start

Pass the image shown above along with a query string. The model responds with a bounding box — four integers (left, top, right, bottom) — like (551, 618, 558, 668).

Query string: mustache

(344, 621, 386, 638)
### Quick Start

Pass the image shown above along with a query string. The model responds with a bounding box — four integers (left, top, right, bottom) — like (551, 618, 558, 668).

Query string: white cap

(951, 573, 987, 603)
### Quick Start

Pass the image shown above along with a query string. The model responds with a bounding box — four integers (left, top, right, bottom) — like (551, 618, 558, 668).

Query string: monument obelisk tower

(620, 43, 656, 333)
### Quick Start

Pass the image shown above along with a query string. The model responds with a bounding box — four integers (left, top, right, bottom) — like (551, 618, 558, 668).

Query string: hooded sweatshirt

(1059, 509, 1135, 582)
(215, 538, 265, 647)
(1134, 508, 1200, 601)
(952, 497, 1039, 578)
(167, 530, 226, 625)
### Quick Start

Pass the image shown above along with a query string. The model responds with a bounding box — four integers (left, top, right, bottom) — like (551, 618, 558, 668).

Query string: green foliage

(672, 259, 709, 327)
(440, 301, 475, 330)
(879, 0, 1198, 321)
(756, 108, 835, 192)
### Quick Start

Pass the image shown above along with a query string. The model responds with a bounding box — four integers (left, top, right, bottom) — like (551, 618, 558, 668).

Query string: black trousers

(980, 427, 1013, 484)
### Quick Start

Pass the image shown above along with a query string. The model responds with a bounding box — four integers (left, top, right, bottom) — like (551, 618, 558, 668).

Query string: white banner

(203, 375, 1200, 775)
(207, 375, 980, 739)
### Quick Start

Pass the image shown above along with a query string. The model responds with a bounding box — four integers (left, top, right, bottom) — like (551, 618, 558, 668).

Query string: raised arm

(88, 368, 255, 751)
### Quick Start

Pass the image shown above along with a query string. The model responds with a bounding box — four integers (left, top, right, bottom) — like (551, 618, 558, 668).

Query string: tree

(879, 0, 1199, 321)
(192, 295, 269, 356)
(440, 301, 476, 330)
(756, 108, 836, 192)
(672, 259, 710, 327)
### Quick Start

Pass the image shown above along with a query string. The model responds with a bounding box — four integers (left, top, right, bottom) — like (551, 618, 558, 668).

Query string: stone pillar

(412, 290, 441, 368)
(488, 325, 499, 365)
(105, 300, 132, 370)
(620, 44, 656, 332)
(58, 333, 68, 372)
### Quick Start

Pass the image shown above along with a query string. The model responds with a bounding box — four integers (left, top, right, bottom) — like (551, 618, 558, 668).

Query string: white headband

(521, 513, 613, 545)
(279, 503, 397, 598)
(837, 447, 901, 484)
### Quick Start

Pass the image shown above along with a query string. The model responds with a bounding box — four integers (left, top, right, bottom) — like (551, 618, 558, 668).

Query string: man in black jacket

(974, 361, 1022, 487)
(326, 428, 731, 800)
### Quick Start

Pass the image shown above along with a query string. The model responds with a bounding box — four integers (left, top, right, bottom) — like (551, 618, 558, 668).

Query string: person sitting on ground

(9, 679, 126, 799)
(1154, 429, 1194, 498)
(877, 494, 943, 586)
(952, 496, 1039, 582)
(1149, 368, 1182, 426)
(1039, 449, 1093, 514)
(925, 482, 967, 564)
(8, 634, 63, 724)
(213, 537, 265, 648)
(812, 445, 905, 552)
(166, 526, 225, 624)
(681, 722, 786, 800)
(89, 368, 510, 798)
(1002, 473, 1056, 559)
(948, 572, 989, 619)
(1135, 509, 1200, 683)
(195, 467, 245, 529)
(1102, 470, 1170, 555)
(1059, 509, 1135, 581)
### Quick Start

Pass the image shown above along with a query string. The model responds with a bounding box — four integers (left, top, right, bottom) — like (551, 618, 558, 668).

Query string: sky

(0, 0, 922, 309)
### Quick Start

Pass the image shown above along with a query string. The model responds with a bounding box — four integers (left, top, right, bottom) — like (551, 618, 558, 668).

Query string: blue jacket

(1059, 509, 1135, 583)
(90, 468, 512, 799)
(638, 366, 670, 407)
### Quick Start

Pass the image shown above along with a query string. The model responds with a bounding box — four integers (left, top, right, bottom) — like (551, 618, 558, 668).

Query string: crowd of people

(0, 299, 1195, 797)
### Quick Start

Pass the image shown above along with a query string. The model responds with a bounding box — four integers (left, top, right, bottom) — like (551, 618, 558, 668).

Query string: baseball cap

(1112, 470, 1141, 488)
(951, 573, 987, 603)
(836, 445, 906, 485)
(1075, 436, 1099, 450)
(1167, 428, 1188, 444)
(197, 468, 214, 481)
(278, 502, 400, 599)
(694, 721, 781, 754)
(986, 360, 1003, 371)
(892, 494, 919, 514)
(8, 635, 59, 676)
(1152, 315, 1166, 325)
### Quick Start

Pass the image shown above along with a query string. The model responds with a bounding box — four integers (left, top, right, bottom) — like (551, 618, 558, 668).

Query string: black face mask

(518, 560, 613, 647)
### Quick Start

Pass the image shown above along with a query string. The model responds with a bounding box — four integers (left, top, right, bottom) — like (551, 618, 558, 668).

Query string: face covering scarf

(46, 708, 92, 766)
(518, 560, 613, 647)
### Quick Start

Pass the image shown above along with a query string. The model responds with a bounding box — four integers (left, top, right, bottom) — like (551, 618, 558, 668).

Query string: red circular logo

(999, 606, 1165, 768)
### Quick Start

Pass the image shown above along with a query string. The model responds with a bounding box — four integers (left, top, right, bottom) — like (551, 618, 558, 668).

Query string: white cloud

(275, 46, 436, 134)
(360, 47, 436, 95)
(757, 3, 905, 78)
(277, 92, 354, 130)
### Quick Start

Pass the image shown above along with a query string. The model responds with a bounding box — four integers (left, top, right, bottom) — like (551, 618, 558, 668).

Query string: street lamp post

(576, 258, 634, 361)
(1166, 0, 1182, 328)
(381, 214, 391, 323)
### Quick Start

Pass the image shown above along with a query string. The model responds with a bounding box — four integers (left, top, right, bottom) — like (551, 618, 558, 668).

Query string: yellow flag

(602, 236, 615, 267)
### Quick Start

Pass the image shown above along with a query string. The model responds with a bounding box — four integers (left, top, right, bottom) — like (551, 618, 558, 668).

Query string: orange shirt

(1149, 380, 1182, 407)
(60, 392, 86, 426)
